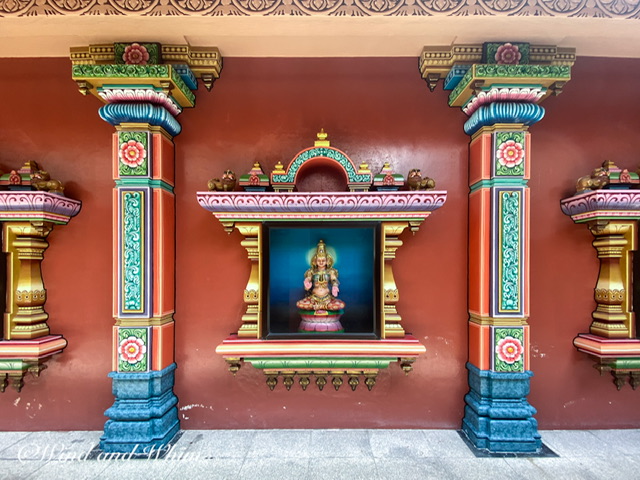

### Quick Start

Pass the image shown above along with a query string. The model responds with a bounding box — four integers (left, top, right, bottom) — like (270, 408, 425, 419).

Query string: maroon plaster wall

(0, 55, 638, 430)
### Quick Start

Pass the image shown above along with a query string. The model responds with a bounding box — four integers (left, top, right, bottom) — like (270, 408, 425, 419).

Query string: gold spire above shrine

(314, 129, 330, 147)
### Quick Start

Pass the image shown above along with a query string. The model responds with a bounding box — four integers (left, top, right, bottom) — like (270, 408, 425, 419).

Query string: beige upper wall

(1, 14, 639, 58)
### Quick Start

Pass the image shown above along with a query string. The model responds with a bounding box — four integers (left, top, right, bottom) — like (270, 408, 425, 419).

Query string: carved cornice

(560, 191, 640, 222)
(0, 191, 81, 224)
(197, 191, 447, 223)
(1, 0, 639, 18)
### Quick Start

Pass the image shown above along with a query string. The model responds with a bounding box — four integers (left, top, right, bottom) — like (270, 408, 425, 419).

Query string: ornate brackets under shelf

(197, 134, 446, 390)
(561, 185, 640, 389)
(0, 190, 81, 391)
(215, 336, 426, 392)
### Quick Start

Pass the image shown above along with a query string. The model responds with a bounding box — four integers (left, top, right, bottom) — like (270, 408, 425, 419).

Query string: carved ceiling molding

(1, 0, 639, 18)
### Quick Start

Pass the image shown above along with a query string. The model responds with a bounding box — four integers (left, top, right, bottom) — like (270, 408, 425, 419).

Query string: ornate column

(71, 43, 221, 453)
(421, 42, 574, 452)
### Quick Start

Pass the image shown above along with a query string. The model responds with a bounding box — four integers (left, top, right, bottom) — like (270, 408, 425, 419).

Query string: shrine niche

(0, 161, 81, 392)
(561, 161, 640, 390)
(197, 131, 446, 391)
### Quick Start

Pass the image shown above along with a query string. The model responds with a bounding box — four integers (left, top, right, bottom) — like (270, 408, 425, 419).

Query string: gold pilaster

(381, 222, 409, 338)
(237, 223, 262, 338)
(588, 220, 636, 338)
(3, 222, 53, 340)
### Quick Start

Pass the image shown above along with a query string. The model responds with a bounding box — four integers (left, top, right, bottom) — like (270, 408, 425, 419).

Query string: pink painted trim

(561, 190, 640, 220)
(0, 191, 81, 221)
(197, 191, 447, 220)
(216, 334, 426, 357)
(573, 333, 640, 357)
(0, 335, 67, 359)
(99, 88, 182, 116)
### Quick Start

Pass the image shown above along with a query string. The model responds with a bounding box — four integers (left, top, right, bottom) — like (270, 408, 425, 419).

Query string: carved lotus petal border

(1, 0, 639, 18)
(560, 190, 640, 220)
(0, 191, 82, 222)
(197, 191, 447, 219)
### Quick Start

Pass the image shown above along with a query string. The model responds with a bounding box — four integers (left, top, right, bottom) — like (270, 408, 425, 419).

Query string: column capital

(420, 42, 575, 98)
(71, 42, 222, 100)
(420, 42, 575, 135)
(71, 42, 222, 134)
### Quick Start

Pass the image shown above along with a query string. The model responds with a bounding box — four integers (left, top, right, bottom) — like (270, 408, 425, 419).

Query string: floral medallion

(120, 336, 147, 364)
(497, 140, 524, 168)
(120, 140, 146, 168)
(118, 131, 149, 176)
(117, 327, 150, 372)
(495, 43, 521, 65)
(123, 43, 149, 65)
(493, 327, 525, 372)
(496, 336, 523, 363)
(495, 131, 525, 176)
(483, 42, 530, 65)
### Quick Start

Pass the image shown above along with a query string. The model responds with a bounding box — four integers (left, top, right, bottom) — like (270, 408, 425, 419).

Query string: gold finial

(358, 162, 371, 174)
(315, 129, 330, 147)
(272, 161, 286, 174)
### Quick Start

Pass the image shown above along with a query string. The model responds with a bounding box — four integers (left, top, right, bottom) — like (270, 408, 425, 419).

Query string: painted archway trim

(271, 146, 372, 191)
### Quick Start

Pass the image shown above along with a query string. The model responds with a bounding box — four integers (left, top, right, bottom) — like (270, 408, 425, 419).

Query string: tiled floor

(0, 429, 638, 479)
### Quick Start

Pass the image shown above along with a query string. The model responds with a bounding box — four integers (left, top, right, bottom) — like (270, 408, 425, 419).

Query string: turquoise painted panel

(499, 190, 521, 313)
(122, 190, 144, 313)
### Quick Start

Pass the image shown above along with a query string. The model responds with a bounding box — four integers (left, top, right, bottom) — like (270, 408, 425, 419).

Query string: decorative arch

(270, 133, 372, 192)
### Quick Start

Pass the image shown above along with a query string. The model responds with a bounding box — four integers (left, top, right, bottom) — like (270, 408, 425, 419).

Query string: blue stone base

(100, 363, 180, 453)
(462, 363, 541, 453)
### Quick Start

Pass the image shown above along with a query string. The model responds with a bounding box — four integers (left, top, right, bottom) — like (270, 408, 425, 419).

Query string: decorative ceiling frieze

(1, 0, 639, 18)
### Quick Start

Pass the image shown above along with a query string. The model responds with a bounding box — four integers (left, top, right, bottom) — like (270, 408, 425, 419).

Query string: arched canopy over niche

(270, 130, 372, 192)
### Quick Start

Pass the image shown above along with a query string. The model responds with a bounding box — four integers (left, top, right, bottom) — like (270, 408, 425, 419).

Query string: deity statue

(296, 240, 345, 332)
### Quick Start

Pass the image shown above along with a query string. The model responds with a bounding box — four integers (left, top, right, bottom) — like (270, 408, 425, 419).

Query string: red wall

(0, 55, 638, 430)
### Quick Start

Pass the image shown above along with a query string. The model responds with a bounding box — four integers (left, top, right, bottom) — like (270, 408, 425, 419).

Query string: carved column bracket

(236, 355, 416, 391)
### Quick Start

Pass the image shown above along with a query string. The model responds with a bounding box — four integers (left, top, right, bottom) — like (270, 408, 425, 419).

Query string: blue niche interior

(264, 222, 379, 339)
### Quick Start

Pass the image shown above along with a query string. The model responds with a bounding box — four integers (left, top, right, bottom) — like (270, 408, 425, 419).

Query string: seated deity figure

(296, 240, 345, 332)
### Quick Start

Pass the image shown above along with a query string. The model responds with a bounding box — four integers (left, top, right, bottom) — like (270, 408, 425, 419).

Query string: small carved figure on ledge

(407, 169, 436, 191)
(207, 170, 237, 192)
(296, 240, 345, 332)
(575, 166, 610, 194)
(31, 170, 64, 195)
